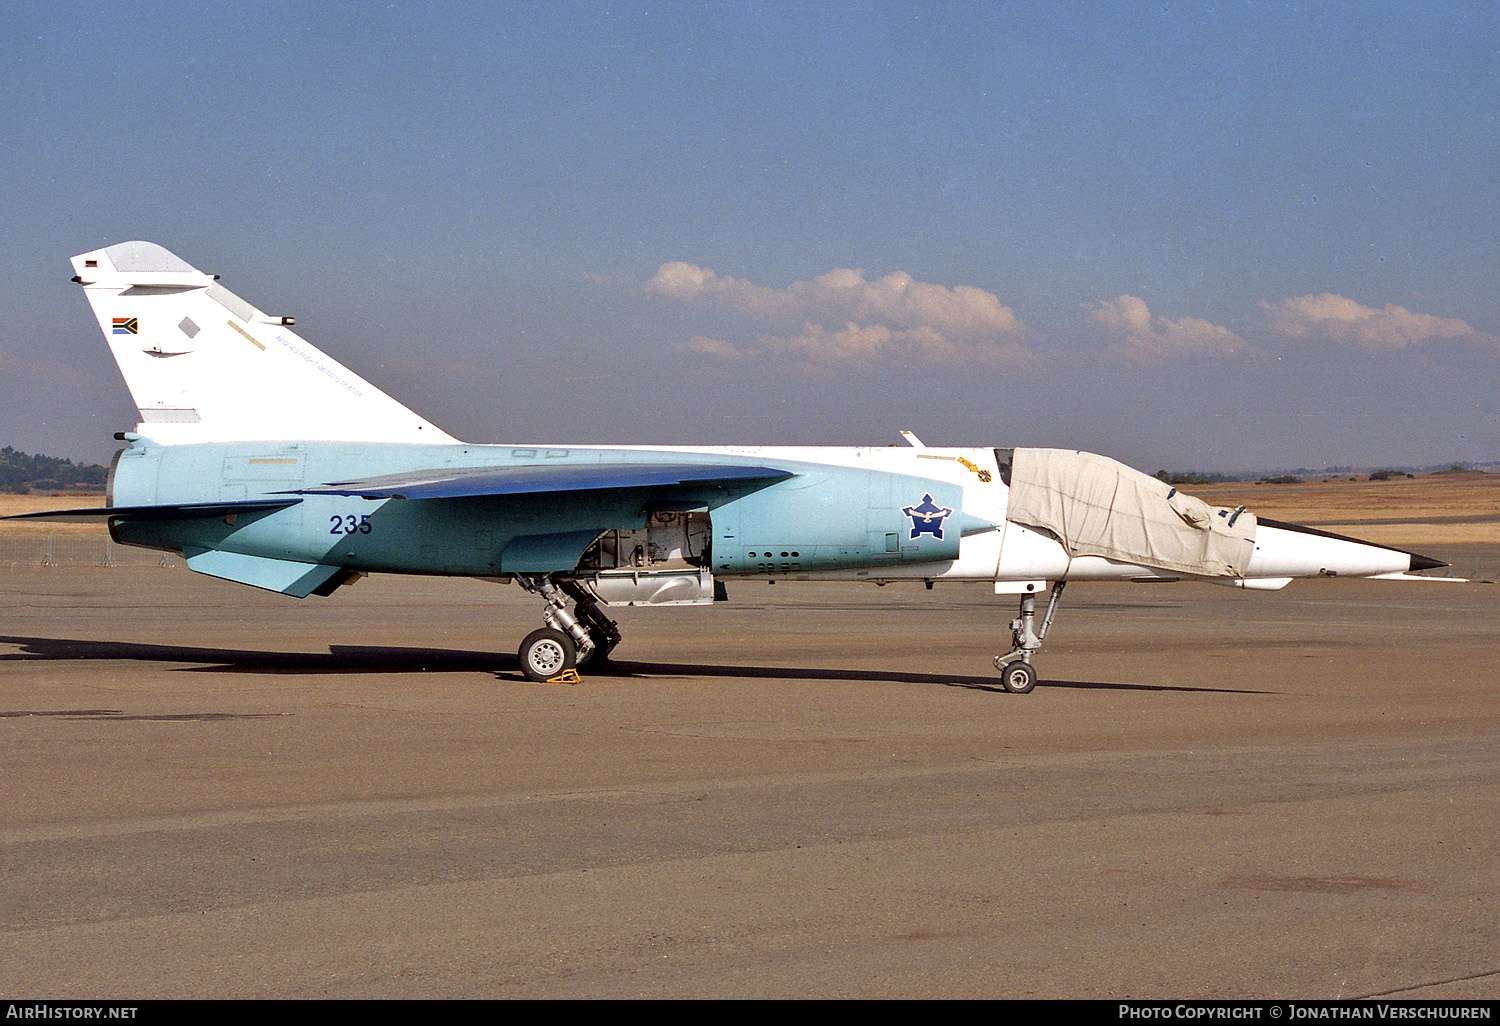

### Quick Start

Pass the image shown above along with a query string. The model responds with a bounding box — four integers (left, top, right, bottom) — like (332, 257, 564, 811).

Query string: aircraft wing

(284, 462, 795, 501)
(2, 465, 792, 522)
(2, 499, 302, 523)
(280, 461, 797, 580)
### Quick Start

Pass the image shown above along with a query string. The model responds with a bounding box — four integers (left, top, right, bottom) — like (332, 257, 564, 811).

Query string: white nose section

(1245, 520, 1433, 579)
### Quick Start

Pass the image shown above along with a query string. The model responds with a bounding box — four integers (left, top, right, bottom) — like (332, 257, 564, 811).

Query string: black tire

(1000, 661, 1038, 694)
(518, 627, 576, 682)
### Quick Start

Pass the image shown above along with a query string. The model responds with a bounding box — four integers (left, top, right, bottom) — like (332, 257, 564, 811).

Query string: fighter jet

(7, 242, 1451, 692)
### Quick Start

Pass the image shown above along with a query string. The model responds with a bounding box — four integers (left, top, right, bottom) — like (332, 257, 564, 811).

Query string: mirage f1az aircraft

(9, 242, 1450, 691)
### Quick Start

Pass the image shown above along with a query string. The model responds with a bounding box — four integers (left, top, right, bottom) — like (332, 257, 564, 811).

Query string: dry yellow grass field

(1193, 470, 1500, 547)
(0, 492, 111, 535)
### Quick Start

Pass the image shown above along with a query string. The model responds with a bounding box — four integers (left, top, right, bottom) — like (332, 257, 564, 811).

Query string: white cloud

(678, 334, 747, 360)
(646, 262, 799, 321)
(759, 320, 1033, 369)
(1260, 294, 1477, 352)
(1089, 295, 1248, 363)
(766, 321, 901, 361)
(647, 261, 1031, 366)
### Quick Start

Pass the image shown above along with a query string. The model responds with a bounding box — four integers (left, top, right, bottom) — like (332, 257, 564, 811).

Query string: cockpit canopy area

(1000, 448, 1256, 577)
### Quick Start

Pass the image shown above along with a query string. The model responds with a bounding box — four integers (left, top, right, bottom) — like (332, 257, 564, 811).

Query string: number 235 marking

(330, 514, 373, 535)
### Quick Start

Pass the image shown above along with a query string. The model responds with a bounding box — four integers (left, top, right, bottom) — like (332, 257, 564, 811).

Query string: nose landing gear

(993, 581, 1065, 694)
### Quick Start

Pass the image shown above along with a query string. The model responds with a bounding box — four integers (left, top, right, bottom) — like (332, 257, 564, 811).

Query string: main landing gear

(515, 575, 623, 683)
(993, 581, 1066, 694)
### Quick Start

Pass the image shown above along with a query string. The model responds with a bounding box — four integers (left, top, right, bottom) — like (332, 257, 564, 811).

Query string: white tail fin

(71, 241, 456, 444)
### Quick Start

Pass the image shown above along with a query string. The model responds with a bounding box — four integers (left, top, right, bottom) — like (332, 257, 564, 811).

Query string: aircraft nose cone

(1249, 518, 1452, 578)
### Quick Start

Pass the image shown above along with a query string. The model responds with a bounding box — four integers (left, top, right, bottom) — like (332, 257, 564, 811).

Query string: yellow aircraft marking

(227, 320, 266, 351)
(916, 453, 993, 482)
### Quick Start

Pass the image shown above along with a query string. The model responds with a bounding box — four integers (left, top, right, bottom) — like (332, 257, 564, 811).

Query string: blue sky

(2, 1, 1496, 473)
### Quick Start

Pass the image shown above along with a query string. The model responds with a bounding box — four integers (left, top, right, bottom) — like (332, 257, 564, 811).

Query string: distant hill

(1156, 460, 1499, 484)
(0, 446, 108, 494)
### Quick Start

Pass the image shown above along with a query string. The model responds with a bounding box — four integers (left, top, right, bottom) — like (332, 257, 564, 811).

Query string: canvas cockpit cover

(1003, 448, 1256, 577)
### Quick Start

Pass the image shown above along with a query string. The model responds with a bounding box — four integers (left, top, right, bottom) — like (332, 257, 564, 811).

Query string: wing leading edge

(1, 464, 791, 527)
(283, 462, 795, 501)
(2, 499, 302, 523)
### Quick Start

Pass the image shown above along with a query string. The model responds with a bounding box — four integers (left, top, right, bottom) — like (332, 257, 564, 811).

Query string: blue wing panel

(1, 499, 302, 523)
(287, 463, 794, 500)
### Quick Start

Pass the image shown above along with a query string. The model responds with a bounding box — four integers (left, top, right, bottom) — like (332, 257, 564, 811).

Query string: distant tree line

(0, 446, 108, 494)
(1155, 470, 1233, 486)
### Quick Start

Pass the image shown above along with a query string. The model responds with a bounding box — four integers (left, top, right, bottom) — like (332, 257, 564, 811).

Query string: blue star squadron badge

(902, 493, 954, 540)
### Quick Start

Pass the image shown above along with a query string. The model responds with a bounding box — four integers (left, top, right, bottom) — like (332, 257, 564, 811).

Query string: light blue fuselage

(108, 440, 973, 580)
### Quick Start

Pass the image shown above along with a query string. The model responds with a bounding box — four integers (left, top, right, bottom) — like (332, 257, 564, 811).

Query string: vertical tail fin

(71, 241, 456, 444)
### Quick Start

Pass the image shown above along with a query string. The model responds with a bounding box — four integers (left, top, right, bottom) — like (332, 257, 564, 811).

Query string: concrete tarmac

(1, 561, 1497, 999)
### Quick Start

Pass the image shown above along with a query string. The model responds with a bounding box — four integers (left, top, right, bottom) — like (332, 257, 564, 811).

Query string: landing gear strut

(514, 575, 622, 683)
(566, 582, 622, 667)
(993, 581, 1066, 694)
